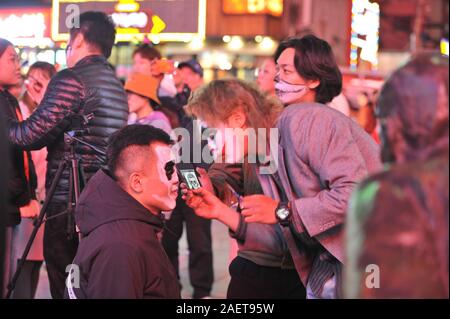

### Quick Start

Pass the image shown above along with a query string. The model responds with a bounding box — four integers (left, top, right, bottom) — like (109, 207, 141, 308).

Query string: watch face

(277, 207, 290, 220)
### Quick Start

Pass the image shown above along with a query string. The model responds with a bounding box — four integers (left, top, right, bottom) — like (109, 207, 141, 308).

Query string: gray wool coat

(256, 103, 383, 286)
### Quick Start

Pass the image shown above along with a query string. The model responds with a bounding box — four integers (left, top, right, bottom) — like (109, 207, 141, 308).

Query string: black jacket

(66, 170, 181, 299)
(0, 89, 37, 226)
(7, 55, 128, 207)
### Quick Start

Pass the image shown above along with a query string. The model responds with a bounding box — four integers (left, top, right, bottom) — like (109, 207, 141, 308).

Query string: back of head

(107, 124, 174, 186)
(377, 52, 449, 163)
(69, 11, 116, 58)
(133, 44, 162, 62)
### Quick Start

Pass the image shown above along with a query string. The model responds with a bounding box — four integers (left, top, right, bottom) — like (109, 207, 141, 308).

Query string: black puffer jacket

(7, 55, 128, 206)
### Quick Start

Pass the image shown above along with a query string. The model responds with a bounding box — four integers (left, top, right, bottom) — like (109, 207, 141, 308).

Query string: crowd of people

(0, 10, 448, 299)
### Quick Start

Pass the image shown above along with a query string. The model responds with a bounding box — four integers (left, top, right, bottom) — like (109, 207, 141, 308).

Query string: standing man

(6, 12, 129, 298)
(237, 36, 382, 298)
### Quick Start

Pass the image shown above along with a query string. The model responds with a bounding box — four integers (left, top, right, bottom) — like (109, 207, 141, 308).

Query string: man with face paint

(238, 35, 382, 298)
(65, 125, 180, 299)
(345, 52, 449, 299)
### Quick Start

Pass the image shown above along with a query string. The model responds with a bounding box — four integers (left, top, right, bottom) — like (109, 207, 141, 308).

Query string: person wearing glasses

(0, 38, 38, 298)
(5, 12, 129, 298)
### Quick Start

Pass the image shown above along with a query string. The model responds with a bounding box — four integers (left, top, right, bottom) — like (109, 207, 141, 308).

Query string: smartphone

(178, 167, 202, 190)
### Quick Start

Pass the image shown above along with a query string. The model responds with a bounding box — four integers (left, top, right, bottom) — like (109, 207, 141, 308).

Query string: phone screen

(179, 169, 202, 190)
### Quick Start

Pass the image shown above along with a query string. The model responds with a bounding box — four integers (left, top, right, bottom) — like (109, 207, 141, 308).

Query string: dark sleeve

(208, 162, 244, 201)
(7, 70, 84, 150)
(86, 243, 145, 299)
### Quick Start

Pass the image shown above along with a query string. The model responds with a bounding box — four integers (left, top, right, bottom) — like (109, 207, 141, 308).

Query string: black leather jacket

(7, 55, 128, 207)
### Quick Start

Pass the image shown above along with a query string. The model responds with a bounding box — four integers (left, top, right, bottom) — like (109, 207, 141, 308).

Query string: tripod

(5, 131, 106, 299)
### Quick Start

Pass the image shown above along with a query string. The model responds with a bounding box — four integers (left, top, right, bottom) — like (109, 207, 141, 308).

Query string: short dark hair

(0, 38, 13, 58)
(133, 44, 162, 61)
(107, 124, 174, 177)
(275, 35, 342, 104)
(69, 11, 116, 58)
(28, 62, 57, 79)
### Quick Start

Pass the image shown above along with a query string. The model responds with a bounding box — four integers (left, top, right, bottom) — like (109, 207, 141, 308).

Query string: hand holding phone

(178, 168, 202, 190)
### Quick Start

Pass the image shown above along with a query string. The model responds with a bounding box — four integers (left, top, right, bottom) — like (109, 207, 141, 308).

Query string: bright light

(228, 36, 244, 51)
(441, 39, 449, 56)
(222, 35, 231, 43)
(0, 13, 47, 40)
(350, 0, 380, 69)
(259, 37, 276, 51)
(254, 35, 263, 43)
(151, 35, 160, 45)
(189, 36, 204, 50)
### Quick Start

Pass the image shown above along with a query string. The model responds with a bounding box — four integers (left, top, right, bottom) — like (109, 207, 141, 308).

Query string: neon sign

(223, 0, 283, 17)
(0, 9, 52, 47)
(350, 0, 380, 70)
(52, 0, 206, 42)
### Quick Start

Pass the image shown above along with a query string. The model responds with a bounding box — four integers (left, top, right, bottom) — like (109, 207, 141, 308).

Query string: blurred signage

(350, 0, 380, 70)
(441, 38, 449, 56)
(52, 0, 206, 42)
(223, 0, 283, 17)
(0, 8, 52, 47)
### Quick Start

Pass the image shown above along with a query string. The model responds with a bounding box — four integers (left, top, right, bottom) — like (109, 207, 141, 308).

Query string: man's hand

(19, 199, 40, 219)
(241, 195, 279, 224)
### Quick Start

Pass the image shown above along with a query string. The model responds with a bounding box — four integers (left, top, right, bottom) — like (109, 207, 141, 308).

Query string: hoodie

(65, 169, 181, 299)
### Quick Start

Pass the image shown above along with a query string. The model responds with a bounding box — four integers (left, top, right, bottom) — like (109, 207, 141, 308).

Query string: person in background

(131, 44, 185, 129)
(161, 59, 214, 299)
(178, 59, 204, 93)
(256, 57, 277, 97)
(0, 38, 39, 298)
(125, 73, 172, 136)
(6, 12, 129, 299)
(8, 62, 56, 299)
(345, 52, 449, 299)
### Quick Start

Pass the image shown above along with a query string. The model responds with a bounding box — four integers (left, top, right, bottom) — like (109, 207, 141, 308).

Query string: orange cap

(125, 73, 160, 104)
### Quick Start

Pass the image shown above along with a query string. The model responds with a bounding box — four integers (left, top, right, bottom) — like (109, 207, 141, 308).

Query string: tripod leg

(6, 160, 67, 299)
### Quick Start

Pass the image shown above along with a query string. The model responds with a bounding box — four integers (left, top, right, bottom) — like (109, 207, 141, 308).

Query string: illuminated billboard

(52, 0, 206, 42)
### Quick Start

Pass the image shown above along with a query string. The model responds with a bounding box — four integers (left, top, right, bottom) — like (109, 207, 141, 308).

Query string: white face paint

(142, 144, 179, 213)
(274, 77, 309, 105)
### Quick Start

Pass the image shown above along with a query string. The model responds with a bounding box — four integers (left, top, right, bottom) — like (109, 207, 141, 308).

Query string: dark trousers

(162, 197, 213, 299)
(43, 205, 79, 299)
(227, 256, 307, 299)
(12, 260, 43, 299)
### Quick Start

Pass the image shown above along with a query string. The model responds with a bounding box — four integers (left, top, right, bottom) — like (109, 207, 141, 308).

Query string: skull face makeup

(274, 76, 310, 105)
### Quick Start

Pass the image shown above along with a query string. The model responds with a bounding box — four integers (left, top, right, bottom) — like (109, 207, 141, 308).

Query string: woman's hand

(182, 185, 227, 220)
(19, 199, 40, 219)
(241, 195, 279, 224)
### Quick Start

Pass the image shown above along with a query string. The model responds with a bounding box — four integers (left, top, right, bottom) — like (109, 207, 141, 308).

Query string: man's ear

(71, 32, 84, 50)
(308, 79, 320, 90)
(129, 172, 143, 193)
